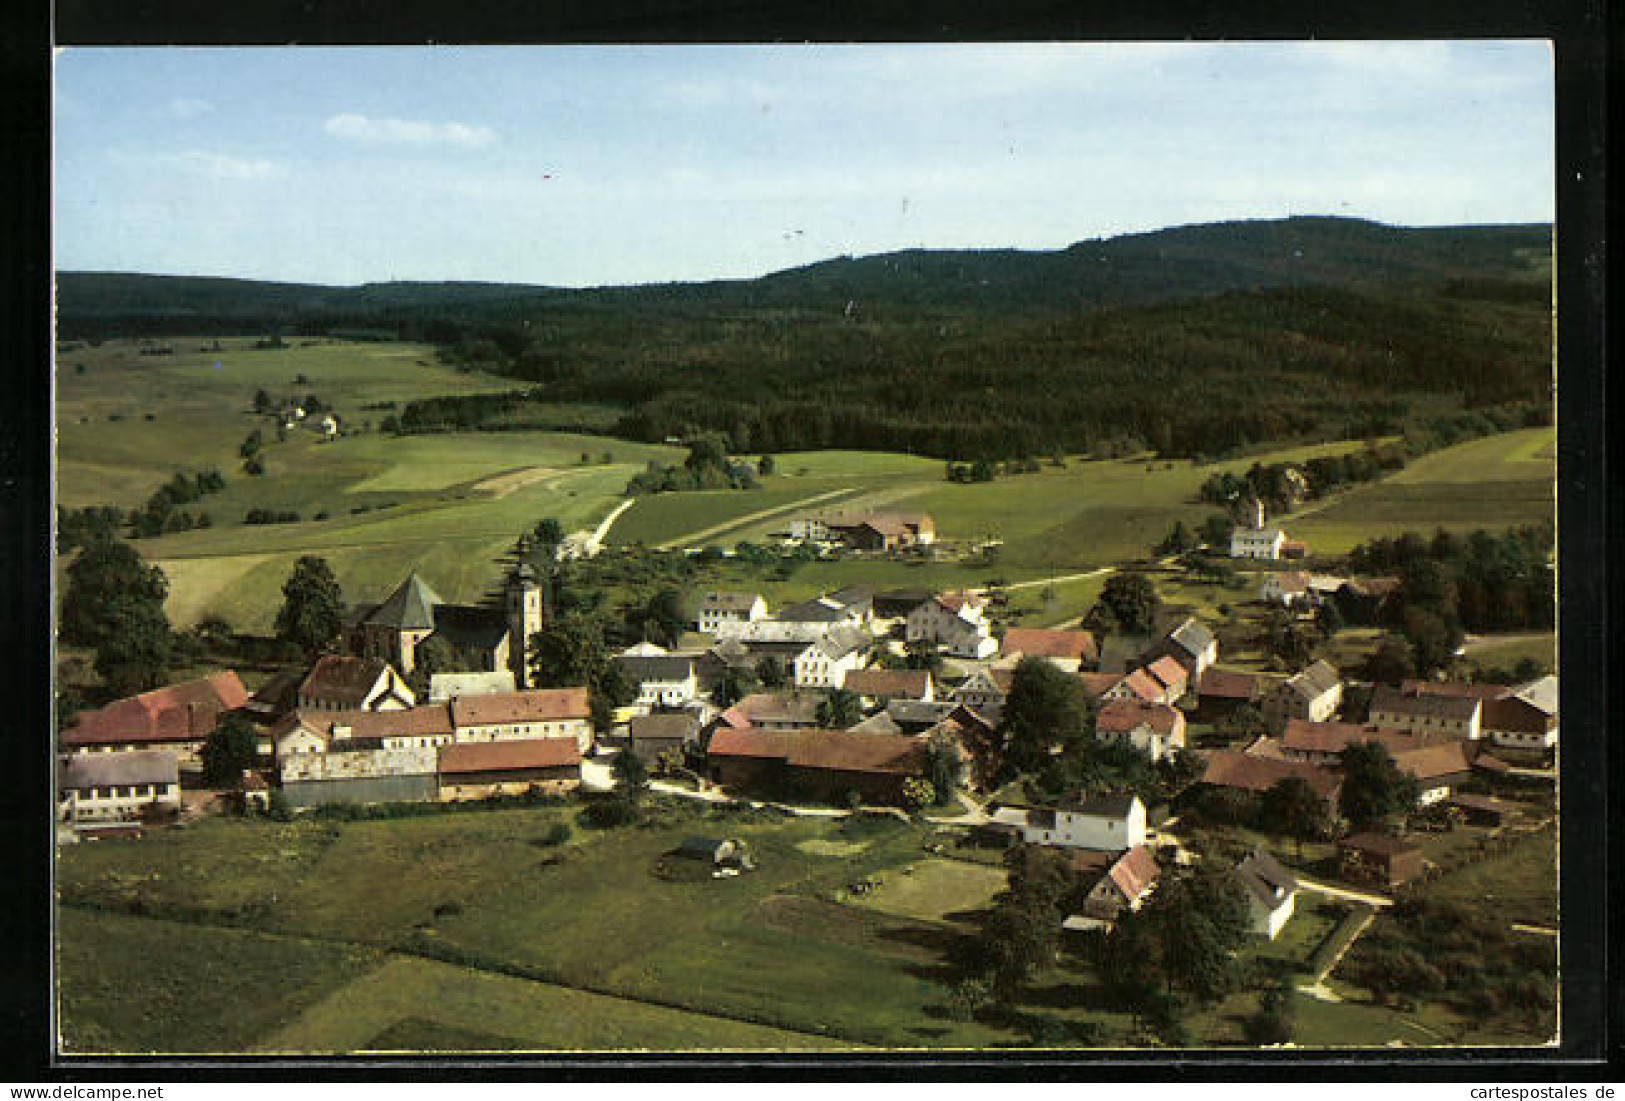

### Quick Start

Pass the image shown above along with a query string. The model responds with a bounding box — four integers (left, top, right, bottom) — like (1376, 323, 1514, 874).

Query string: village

(56, 484, 1559, 1047)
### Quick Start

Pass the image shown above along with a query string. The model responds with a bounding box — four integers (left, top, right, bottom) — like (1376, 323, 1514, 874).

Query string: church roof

(366, 573, 444, 631)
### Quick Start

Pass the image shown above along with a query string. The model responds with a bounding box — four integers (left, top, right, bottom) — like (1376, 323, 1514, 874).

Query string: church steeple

(505, 564, 544, 687)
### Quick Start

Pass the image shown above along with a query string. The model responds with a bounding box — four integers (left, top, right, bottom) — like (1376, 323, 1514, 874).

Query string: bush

(541, 820, 573, 846)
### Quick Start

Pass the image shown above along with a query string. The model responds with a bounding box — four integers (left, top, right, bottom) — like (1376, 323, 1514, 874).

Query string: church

(350, 565, 544, 687)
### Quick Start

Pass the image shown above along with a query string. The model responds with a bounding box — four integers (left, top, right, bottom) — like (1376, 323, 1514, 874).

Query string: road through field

(651, 487, 860, 550)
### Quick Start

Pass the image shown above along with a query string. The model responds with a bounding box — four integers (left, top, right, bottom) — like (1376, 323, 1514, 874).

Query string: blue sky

(54, 42, 1554, 287)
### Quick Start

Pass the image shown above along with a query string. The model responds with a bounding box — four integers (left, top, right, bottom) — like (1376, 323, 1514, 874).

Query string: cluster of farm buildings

(56, 505, 1557, 940)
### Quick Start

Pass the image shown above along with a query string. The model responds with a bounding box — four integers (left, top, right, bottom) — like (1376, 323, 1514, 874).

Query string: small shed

(1338, 832, 1425, 887)
(675, 837, 739, 865)
(1445, 792, 1523, 829)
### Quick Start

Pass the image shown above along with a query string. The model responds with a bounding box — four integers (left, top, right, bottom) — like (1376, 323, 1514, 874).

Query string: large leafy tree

(999, 656, 1091, 773)
(1094, 573, 1161, 634)
(1258, 775, 1330, 854)
(274, 556, 345, 660)
(637, 587, 689, 648)
(61, 537, 170, 648)
(1339, 741, 1422, 830)
(201, 712, 261, 787)
(816, 688, 863, 730)
(94, 598, 175, 696)
(966, 845, 1075, 997)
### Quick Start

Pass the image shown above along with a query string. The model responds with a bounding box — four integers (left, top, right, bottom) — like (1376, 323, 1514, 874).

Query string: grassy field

(845, 858, 1008, 924)
(1422, 824, 1559, 927)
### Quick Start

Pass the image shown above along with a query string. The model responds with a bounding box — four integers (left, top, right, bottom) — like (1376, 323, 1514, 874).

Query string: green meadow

(56, 338, 1555, 636)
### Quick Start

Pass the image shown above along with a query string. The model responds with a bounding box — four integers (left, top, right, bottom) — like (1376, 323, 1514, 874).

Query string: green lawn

(1423, 824, 1558, 927)
(56, 907, 385, 1054)
(845, 857, 1007, 924)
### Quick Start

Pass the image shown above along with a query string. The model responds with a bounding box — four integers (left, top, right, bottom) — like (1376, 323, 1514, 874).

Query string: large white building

(990, 793, 1146, 851)
(696, 592, 768, 634)
(907, 591, 997, 659)
(57, 750, 181, 826)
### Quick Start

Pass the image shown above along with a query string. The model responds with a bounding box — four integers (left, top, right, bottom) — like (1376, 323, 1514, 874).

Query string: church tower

(505, 564, 545, 688)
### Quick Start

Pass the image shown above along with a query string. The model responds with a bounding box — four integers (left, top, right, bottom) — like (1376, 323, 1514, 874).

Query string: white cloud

(168, 97, 214, 119)
(174, 151, 284, 180)
(323, 112, 497, 148)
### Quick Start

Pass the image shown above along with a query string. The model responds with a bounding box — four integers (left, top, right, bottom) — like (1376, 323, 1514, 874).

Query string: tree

(714, 667, 756, 709)
(531, 517, 565, 556)
(93, 598, 174, 696)
(1258, 775, 1329, 855)
(612, 749, 650, 801)
(1000, 656, 1090, 773)
(1142, 863, 1252, 1002)
(638, 587, 689, 648)
(923, 729, 964, 803)
(966, 845, 1074, 997)
(900, 776, 935, 811)
(406, 634, 468, 697)
(1095, 573, 1161, 634)
(1219, 702, 1265, 743)
(757, 454, 775, 477)
(274, 556, 345, 660)
(817, 688, 862, 730)
(1364, 634, 1415, 683)
(1247, 977, 1296, 1045)
(530, 609, 612, 690)
(1339, 741, 1422, 830)
(755, 656, 786, 688)
(1315, 599, 1345, 639)
(61, 537, 170, 648)
(901, 640, 944, 675)
(1401, 605, 1463, 676)
(201, 712, 260, 787)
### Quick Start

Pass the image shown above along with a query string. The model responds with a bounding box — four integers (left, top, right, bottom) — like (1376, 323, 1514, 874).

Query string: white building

(907, 591, 996, 659)
(614, 643, 700, 710)
(696, 592, 768, 634)
(991, 793, 1146, 851)
(58, 750, 181, 825)
(1231, 526, 1288, 560)
(792, 624, 869, 689)
(1235, 849, 1299, 940)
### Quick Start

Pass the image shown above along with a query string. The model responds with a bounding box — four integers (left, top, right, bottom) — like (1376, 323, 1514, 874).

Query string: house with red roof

(437, 737, 581, 800)
(296, 655, 414, 713)
(1094, 699, 1187, 762)
(59, 672, 249, 767)
(999, 628, 1099, 672)
(1063, 844, 1161, 932)
(907, 591, 996, 659)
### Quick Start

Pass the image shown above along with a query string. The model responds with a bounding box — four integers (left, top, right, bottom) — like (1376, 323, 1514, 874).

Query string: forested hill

(57, 217, 1553, 462)
(59, 216, 1549, 327)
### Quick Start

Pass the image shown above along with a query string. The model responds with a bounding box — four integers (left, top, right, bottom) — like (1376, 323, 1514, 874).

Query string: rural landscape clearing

(51, 41, 1563, 1061)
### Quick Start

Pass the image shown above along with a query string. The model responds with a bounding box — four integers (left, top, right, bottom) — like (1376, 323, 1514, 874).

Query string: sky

(53, 42, 1555, 287)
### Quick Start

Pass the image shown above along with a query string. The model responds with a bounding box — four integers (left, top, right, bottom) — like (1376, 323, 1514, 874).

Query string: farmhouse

(1392, 739, 1504, 805)
(57, 749, 181, 826)
(1368, 686, 1482, 741)
(951, 668, 1015, 718)
(1338, 832, 1425, 888)
(436, 737, 581, 801)
(1445, 792, 1525, 828)
(614, 643, 701, 709)
(787, 510, 935, 549)
(792, 624, 871, 689)
(1278, 719, 1430, 766)
(449, 688, 594, 751)
(270, 705, 456, 758)
(1261, 660, 1343, 726)
(1482, 690, 1559, 751)
(696, 591, 768, 634)
(428, 670, 517, 702)
(1192, 668, 1285, 724)
(295, 655, 414, 713)
(1141, 655, 1191, 703)
(870, 588, 935, 622)
(1235, 848, 1299, 939)
(1064, 844, 1161, 933)
(779, 587, 873, 626)
(907, 591, 996, 659)
(1100, 668, 1171, 706)
(351, 567, 544, 688)
(989, 793, 1146, 851)
(999, 627, 1099, 672)
(59, 672, 249, 766)
(842, 668, 935, 706)
(885, 698, 968, 733)
(1259, 571, 1311, 605)
(704, 727, 927, 805)
(1094, 699, 1187, 762)
(1155, 617, 1219, 679)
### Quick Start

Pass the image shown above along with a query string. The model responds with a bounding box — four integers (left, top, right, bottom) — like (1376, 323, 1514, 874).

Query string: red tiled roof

(1096, 699, 1183, 737)
(451, 688, 590, 727)
(1281, 720, 1424, 756)
(438, 737, 580, 775)
(1078, 672, 1123, 699)
(1119, 669, 1164, 703)
(1001, 628, 1098, 662)
(1481, 696, 1558, 735)
(1401, 679, 1514, 701)
(1198, 669, 1265, 701)
(1200, 751, 1342, 800)
(279, 705, 455, 746)
(1338, 832, 1421, 857)
(61, 672, 249, 747)
(1392, 740, 1478, 782)
(708, 727, 924, 775)
(1106, 844, 1161, 903)
(936, 591, 984, 613)
(1143, 655, 1189, 693)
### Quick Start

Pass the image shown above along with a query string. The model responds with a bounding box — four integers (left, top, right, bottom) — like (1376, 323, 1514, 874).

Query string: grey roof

(1062, 792, 1140, 819)
(1515, 675, 1559, 716)
(1283, 659, 1341, 700)
(366, 572, 444, 631)
(1369, 686, 1480, 721)
(885, 699, 961, 729)
(1166, 617, 1216, 659)
(430, 603, 509, 652)
(780, 596, 856, 623)
(676, 837, 729, 860)
(615, 653, 698, 683)
(709, 638, 753, 665)
(428, 671, 516, 702)
(1235, 848, 1299, 907)
(59, 750, 179, 789)
(630, 711, 698, 741)
(700, 592, 763, 612)
(847, 711, 904, 735)
(815, 624, 871, 660)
